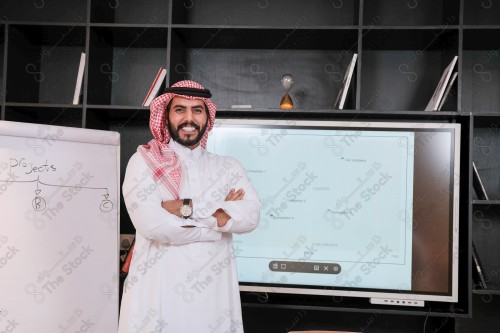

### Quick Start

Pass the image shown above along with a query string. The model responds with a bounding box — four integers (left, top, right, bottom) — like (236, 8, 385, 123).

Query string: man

(118, 80, 260, 332)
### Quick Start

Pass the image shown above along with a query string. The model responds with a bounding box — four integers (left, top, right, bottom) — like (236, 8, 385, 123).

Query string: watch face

(180, 204, 192, 218)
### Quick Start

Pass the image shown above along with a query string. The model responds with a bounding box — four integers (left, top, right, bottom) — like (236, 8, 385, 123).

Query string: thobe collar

(169, 139, 204, 163)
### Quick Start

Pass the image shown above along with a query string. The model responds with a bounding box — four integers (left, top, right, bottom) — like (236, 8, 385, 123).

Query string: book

(334, 53, 358, 110)
(72, 52, 86, 105)
(437, 71, 458, 111)
(472, 161, 489, 200)
(472, 241, 487, 289)
(142, 67, 167, 107)
(425, 55, 458, 111)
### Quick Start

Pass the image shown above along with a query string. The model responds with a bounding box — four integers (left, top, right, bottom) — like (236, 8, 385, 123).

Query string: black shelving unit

(0, 0, 499, 332)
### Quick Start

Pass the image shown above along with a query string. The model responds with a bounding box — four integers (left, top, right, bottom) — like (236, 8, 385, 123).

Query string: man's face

(167, 96, 208, 149)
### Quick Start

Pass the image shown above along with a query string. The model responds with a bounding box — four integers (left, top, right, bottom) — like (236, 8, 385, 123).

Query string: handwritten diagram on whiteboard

(0, 121, 120, 333)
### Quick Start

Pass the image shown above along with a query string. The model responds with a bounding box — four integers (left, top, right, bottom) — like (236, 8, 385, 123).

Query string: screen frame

(209, 118, 461, 305)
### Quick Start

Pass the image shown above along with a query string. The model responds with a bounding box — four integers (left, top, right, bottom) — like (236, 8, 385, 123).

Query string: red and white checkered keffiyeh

(138, 80, 217, 198)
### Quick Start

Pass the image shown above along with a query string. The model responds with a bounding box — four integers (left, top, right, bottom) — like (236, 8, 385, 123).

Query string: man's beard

(168, 120, 207, 147)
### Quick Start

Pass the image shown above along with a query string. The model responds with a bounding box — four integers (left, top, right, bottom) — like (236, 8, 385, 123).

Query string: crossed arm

(161, 188, 245, 227)
(123, 153, 260, 244)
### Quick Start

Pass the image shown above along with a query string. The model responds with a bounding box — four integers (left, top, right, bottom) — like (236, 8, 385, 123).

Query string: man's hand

(225, 188, 245, 201)
(213, 188, 245, 228)
(160, 188, 245, 228)
(161, 199, 183, 216)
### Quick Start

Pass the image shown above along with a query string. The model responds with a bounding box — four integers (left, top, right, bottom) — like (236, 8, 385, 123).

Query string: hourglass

(279, 74, 294, 110)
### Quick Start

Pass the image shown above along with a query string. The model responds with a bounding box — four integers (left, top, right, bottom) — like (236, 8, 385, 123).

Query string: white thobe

(118, 140, 260, 333)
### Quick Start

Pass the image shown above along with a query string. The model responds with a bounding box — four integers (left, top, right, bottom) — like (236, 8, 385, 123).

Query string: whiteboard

(0, 120, 120, 332)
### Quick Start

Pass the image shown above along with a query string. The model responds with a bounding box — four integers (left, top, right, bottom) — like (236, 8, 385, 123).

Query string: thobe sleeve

(122, 153, 222, 244)
(192, 157, 261, 234)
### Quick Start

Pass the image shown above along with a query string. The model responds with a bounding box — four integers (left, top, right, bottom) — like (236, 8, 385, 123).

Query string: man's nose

(183, 109, 194, 121)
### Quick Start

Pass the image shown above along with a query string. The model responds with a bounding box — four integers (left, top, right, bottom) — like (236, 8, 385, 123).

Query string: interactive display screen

(207, 119, 460, 305)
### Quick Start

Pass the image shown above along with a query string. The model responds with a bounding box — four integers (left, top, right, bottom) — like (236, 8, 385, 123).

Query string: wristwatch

(179, 198, 193, 219)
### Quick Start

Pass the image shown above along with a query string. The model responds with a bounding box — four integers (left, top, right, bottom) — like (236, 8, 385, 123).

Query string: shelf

(0, 0, 87, 23)
(457, 294, 500, 332)
(472, 206, 500, 294)
(472, 117, 500, 199)
(360, 29, 458, 111)
(470, 112, 500, 116)
(170, 27, 358, 110)
(90, 0, 169, 24)
(5, 102, 84, 108)
(87, 26, 168, 106)
(474, 114, 500, 121)
(462, 29, 500, 113)
(362, 28, 458, 51)
(171, 0, 359, 27)
(473, 200, 500, 205)
(216, 109, 461, 121)
(86, 104, 149, 110)
(363, 0, 459, 26)
(6, 25, 86, 104)
(472, 287, 500, 295)
(171, 27, 357, 50)
(464, 0, 500, 25)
